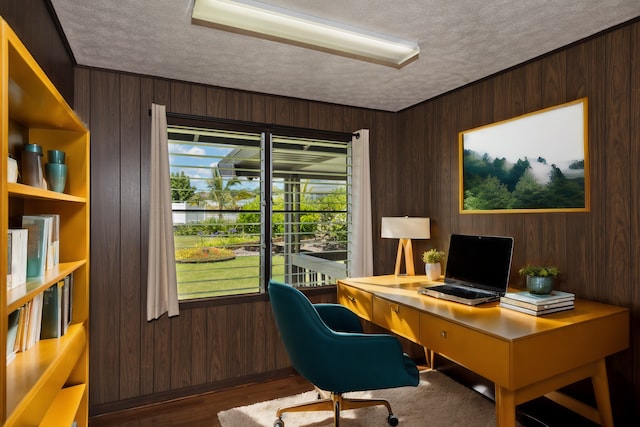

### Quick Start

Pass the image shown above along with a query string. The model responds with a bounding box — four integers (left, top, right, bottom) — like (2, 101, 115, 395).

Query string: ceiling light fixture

(192, 0, 420, 68)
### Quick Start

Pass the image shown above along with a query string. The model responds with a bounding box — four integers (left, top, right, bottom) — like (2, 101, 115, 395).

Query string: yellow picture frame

(459, 98, 589, 214)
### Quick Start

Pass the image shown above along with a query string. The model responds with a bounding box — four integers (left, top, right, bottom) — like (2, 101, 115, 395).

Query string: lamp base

(394, 238, 416, 276)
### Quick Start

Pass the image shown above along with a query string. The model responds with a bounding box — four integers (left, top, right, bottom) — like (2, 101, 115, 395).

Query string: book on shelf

(14, 306, 26, 353)
(6, 309, 20, 365)
(10, 292, 47, 354)
(61, 273, 73, 333)
(39, 214, 60, 269)
(41, 281, 63, 339)
(22, 215, 51, 278)
(502, 290, 575, 305)
(7, 230, 11, 287)
(7, 228, 28, 289)
(18, 300, 31, 352)
(25, 293, 43, 350)
(500, 300, 574, 316)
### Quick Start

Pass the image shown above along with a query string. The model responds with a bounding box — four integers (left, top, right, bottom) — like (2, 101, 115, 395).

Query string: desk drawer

(420, 313, 509, 385)
(373, 296, 419, 342)
(337, 284, 373, 321)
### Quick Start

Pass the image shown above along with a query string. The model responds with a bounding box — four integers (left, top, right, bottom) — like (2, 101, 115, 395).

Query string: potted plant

(518, 265, 560, 295)
(422, 249, 445, 281)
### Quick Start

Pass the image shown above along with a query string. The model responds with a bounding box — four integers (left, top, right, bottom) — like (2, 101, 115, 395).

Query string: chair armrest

(314, 303, 363, 333)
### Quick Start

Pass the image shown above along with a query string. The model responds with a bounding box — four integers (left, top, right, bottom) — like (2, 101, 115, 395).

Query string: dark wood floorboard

(88, 374, 313, 427)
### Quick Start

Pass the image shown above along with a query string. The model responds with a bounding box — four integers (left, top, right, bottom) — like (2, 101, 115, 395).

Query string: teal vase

(526, 276, 554, 295)
(45, 162, 67, 193)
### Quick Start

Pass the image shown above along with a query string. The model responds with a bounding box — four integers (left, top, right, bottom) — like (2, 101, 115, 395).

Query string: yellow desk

(337, 275, 629, 427)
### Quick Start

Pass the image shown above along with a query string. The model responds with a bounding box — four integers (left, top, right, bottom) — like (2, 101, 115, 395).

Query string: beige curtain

(350, 129, 373, 277)
(147, 103, 179, 321)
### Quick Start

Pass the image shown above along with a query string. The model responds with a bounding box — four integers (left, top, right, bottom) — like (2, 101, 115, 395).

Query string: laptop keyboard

(433, 284, 493, 299)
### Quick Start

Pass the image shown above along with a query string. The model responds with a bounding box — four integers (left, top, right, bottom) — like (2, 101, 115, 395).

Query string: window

(168, 119, 352, 300)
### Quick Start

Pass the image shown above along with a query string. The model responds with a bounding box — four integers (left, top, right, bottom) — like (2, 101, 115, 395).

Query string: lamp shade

(381, 217, 430, 239)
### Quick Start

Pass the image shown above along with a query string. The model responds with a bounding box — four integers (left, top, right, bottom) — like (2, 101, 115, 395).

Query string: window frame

(166, 113, 353, 303)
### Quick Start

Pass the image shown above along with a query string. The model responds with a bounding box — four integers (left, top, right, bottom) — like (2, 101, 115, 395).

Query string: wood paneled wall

(396, 19, 640, 421)
(0, 0, 75, 104)
(71, 68, 396, 414)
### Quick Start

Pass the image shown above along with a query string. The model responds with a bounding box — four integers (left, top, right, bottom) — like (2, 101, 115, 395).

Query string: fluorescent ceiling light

(192, 0, 420, 68)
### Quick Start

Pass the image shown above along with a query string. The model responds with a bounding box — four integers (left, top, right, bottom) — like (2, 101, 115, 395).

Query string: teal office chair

(268, 280, 420, 427)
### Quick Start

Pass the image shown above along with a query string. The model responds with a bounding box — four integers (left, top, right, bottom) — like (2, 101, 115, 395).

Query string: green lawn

(176, 253, 285, 299)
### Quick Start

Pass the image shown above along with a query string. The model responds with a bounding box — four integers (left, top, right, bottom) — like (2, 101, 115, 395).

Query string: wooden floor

(88, 374, 313, 427)
(88, 362, 608, 427)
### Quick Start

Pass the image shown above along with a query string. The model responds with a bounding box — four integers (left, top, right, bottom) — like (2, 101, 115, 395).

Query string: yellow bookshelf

(1, 18, 90, 427)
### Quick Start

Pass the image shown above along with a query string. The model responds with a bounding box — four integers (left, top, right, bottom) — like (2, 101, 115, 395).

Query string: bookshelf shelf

(8, 182, 86, 203)
(1, 18, 90, 427)
(7, 260, 86, 312)
(5, 324, 86, 424)
(39, 384, 87, 427)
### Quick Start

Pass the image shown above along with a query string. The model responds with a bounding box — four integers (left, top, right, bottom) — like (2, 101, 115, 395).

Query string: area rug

(218, 370, 520, 427)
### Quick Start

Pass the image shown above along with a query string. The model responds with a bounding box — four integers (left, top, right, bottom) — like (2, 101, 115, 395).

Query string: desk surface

(342, 275, 628, 342)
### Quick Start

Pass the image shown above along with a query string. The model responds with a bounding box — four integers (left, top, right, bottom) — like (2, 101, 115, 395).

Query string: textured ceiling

(50, 0, 640, 112)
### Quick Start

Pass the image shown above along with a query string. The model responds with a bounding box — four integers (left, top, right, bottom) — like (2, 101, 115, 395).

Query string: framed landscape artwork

(459, 98, 589, 213)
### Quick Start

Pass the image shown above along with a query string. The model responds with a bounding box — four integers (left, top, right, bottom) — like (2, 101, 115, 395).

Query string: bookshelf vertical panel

(2, 18, 90, 427)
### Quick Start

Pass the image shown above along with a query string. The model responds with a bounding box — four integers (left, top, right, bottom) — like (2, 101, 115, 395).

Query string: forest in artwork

(462, 149, 586, 211)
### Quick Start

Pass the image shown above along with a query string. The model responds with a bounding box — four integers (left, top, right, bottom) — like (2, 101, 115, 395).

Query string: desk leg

(494, 386, 517, 427)
(423, 347, 434, 369)
(592, 358, 614, 427)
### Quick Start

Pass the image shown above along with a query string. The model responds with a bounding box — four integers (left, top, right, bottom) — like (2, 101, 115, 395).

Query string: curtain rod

(148, 108, 358, 140)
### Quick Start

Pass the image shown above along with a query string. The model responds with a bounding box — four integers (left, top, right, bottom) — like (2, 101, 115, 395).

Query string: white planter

(425, 263, 441, 281)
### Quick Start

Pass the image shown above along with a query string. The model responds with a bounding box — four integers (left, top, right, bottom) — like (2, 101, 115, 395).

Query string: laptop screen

(444, 234, 514, 294)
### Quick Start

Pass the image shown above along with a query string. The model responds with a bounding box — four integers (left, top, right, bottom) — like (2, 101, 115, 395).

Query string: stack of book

(500, 290, 575, 316)
(6, 214, 60, 293)
(6, 273, 74, 365)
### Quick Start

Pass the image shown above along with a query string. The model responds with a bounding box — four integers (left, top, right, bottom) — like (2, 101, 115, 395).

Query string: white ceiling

(50, 0, 640, 112)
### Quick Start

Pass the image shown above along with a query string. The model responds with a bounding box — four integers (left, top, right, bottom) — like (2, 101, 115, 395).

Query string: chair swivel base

(273, 392, 399, 427)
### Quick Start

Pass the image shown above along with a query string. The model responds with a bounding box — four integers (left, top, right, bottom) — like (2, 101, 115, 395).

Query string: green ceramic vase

(526, 276, 554, 295)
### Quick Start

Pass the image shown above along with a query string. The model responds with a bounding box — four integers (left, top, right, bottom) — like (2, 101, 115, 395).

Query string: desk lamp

(381, 217, 430, 276)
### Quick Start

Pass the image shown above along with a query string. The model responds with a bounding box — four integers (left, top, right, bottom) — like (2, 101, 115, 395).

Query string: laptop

(418, 234, 514, 306)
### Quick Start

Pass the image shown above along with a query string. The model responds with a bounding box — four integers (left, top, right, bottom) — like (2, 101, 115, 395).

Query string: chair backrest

(268, 280, 337, 383)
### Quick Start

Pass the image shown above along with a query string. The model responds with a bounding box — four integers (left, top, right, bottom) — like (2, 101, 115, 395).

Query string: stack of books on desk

(500, 290, 575, 316)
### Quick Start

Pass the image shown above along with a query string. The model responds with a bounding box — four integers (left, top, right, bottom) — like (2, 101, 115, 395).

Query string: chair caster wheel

(273, 418, 285, 427)
(387, 414, 399, 426)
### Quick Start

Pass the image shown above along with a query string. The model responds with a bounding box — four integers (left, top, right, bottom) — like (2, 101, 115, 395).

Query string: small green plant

(518, 265, 560, 278)
(422, 249, 445, 264)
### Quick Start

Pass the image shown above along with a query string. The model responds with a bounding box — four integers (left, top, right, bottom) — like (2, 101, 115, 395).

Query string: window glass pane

(271, 135, 350, 287)
(169, 126, 263, 299)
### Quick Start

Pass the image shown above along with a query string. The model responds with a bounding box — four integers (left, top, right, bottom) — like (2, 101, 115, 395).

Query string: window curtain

(350, 129, 373, 277)
(147, 103, 179, 321)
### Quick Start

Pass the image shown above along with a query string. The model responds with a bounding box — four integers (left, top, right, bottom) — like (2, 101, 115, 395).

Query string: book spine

(22, 216, 49, 278)
(7, 231, 11, 288)
(8, 229, 28, 289)
(500, 297, 574, 311)
(503, 291, 575, 306)
(41, 283, 62, 339)
(500, 301, 574, 316)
